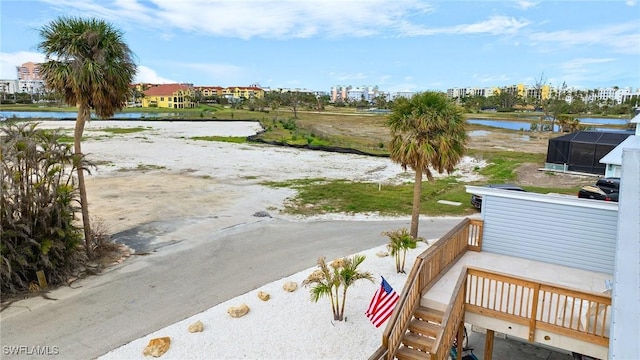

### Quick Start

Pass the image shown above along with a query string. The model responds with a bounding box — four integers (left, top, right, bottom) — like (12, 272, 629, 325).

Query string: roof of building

(599, 135, 640, 165)
(143, 84, 191, 96)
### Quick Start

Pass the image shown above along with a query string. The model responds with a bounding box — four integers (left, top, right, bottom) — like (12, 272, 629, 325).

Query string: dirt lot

(467, 129, 595, 188)
(304, 114, 597, 189)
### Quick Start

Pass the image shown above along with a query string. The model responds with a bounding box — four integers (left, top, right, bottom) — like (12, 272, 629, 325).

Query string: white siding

(480, 195, 618, 274)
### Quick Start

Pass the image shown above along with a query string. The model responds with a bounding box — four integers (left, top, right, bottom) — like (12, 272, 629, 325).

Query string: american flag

(366, 276, 399, 328)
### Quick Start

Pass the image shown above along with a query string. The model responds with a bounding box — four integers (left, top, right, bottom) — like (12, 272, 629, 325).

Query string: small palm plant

(383, 228, 424, 273)
(302, 255, 374, 321)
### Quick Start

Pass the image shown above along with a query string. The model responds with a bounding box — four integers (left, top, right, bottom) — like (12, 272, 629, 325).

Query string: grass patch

(466, 150, 544, 183)
(190, 136, 247, 143)
(264, 177, 479, 216)
(100, 127, 148, 134)
(57, 136, 75, 143)
(116, 164, 167, 172)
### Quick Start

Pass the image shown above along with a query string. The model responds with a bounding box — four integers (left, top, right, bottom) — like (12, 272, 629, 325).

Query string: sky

(1, 0, 639, 94)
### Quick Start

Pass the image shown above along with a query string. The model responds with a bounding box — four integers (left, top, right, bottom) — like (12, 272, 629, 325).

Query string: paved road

(0, 215, 464, 360)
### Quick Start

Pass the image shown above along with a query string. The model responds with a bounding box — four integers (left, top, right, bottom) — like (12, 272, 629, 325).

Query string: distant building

(194, 86, 223, 98)
(1, 80, 18, 96)
(221, 86, 264, 101)
(16, 62, 42, 81)
(142, 83, 195, 109)
(447, 84, 638, 106)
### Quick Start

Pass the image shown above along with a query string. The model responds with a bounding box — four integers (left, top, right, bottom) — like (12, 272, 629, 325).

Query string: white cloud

(329, 72, 368, 82)
(134, 66, 177, 84)
(472, 73, 511, 84)
(626, 0, 636, 6)
(396, 15, 530, 37)
(0, 51, 45, 79)
(528, 22, 640, 54)
(40, 0, 432, 40)
(514, 1, 539, 10)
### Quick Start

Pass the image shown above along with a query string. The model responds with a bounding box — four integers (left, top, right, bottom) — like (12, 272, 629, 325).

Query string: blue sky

(1, 0, 639, 93)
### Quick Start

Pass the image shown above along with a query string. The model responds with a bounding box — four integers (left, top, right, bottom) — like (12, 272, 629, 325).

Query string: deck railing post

(528, 283, 541, 342)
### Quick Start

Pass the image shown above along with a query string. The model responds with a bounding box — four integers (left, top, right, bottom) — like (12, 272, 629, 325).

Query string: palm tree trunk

(333, 287, 341, 320)
(75, 105, 93, 258)
(410, 168, 423, 238)
(339, 287, 348, 321)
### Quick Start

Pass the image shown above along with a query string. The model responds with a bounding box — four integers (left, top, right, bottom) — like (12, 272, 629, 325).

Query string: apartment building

(448, 84, 638, 105)
(194, 86, 224, 98)
(16, 62, 42, 81)
(141, 83, 195, 109)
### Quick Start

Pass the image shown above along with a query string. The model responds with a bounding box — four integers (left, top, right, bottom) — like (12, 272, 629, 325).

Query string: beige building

(16, 62, 42, 81)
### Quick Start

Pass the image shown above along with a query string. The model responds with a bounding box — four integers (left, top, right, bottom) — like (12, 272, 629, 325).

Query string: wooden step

(408, 318, 441, 338)
(395, 345, 431, 360)
(401, 332, 435, 352)
(414, 306, 444, 324)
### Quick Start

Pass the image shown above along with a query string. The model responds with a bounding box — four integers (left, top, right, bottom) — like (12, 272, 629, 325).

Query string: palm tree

(302, 255, 374, 321)
(387, 91, 467, 238)
(383, 228, 424, 273)
(38, 17, 136, 258)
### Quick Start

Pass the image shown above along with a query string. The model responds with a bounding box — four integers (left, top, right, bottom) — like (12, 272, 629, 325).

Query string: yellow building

(222, 86, 264, 100)
(142, 84, 195, 109)
(194, 86, 223, 98)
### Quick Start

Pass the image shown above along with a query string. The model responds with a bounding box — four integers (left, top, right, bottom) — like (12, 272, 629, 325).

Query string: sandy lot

(33, 119, 595, 237)
(36, 120, 491, 234)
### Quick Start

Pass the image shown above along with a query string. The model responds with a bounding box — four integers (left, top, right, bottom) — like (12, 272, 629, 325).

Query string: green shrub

(1, 122, 85, 293)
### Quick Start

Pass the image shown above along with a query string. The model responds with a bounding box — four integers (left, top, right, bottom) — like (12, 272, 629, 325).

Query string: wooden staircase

(395, 306, 444, 360)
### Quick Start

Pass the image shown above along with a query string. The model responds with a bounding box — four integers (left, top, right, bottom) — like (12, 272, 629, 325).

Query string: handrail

(375, 218, 483, 360)
(430, 266, 468, 360)
(465, 267, 611, 347)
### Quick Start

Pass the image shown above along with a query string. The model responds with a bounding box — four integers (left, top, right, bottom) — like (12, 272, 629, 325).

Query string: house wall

(604, 164, 621, 178)
(479, 193, 618, 274)
(609, 148, 640, 359)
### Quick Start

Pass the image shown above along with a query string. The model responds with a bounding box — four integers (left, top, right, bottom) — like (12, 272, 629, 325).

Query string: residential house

(371, 144, 639, 359)
(599, 113, 640, 177)
(141, 83, 195, 109)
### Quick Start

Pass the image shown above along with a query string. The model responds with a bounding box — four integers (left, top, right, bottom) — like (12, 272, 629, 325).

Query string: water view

(467, 117, 630, 132)
(0, 111, 181, 119)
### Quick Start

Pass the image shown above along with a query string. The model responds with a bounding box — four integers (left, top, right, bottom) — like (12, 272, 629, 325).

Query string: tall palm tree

(38, 17, 136, 257)
(387, 91, 467, 238)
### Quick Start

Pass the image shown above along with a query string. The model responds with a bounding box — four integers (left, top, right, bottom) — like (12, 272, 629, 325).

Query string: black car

(594, 177, 620, 194)
(578, 185, 619, 202)
(577, 177, 620, 202)
(471, 184, 526, 209)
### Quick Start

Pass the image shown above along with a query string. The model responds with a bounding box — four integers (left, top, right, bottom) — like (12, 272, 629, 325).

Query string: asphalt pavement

(0, 215, 463, 360)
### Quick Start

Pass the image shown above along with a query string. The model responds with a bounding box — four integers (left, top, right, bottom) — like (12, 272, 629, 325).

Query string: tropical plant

(383, 228, 424, 273)
(302, 255, 374, 321)
(387, 91, 468, 238)
(1, 122, 85, 293)
(38, 17, 137, 258)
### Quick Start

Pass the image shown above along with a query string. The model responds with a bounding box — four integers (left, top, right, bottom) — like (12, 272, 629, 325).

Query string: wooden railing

(430, 267, 469, 360)
(369, 218, 483, 360)
(369, 218, 611, 360)
(465, 267, 611, 346)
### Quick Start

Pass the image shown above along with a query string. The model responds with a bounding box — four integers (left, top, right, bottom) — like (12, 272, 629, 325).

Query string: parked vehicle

(577, 177, 620, 202)
(471, 184, 526, 209)
(578, 185, 619, 202)
(594, 177, 620, 194)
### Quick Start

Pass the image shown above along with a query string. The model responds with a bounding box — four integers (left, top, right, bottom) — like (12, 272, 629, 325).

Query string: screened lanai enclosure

(545, 130, 634, 175)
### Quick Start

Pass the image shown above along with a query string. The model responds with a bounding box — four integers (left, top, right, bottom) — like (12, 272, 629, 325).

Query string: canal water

(0, 111, 181, 119)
